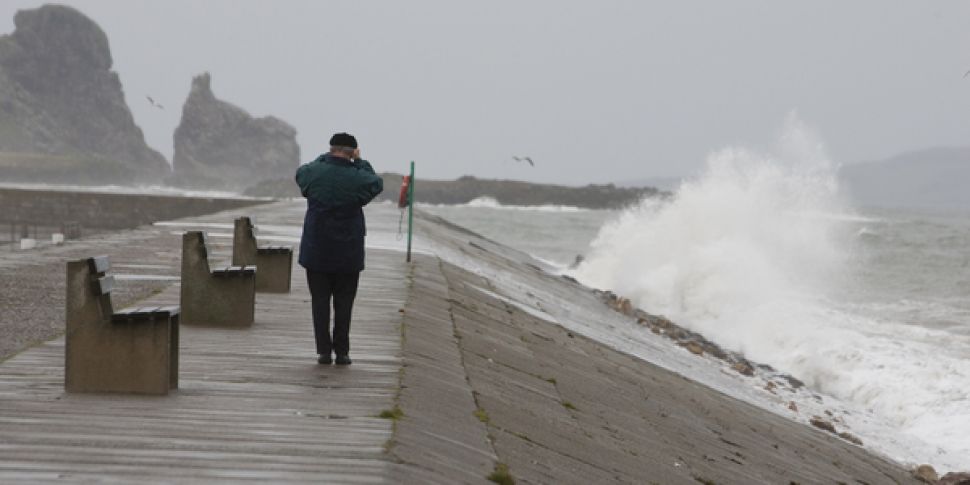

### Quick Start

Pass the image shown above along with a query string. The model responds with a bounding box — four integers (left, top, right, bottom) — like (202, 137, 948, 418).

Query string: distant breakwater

(0, 187, 269, 230)
(246, 173, 667, 210)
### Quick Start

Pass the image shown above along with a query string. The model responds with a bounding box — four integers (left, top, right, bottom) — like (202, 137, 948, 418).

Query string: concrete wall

(0, 187, 270, 230)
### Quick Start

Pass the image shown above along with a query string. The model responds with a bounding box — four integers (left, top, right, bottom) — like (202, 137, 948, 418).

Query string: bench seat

(233, 217, 292, 293)
(211, 265, 256, 277)
(256, 245, 291, 254)
(66, 256, 179, 395)
(181, 231, 256, 327)
(112, 305, 181, 323)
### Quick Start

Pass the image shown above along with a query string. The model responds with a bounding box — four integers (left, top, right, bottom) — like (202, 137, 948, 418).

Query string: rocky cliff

(0, 4, 168, 183)
(172, 73, 300, 190)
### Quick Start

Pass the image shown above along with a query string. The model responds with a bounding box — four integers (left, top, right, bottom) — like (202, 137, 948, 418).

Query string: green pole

(406, 161, 415, 262)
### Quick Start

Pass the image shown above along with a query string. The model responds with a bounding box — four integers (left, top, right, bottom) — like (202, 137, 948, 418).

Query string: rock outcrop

(913, 465, 939, 483)
(0, 5, 168, 183)
(938, 472, 970, 485)
(173, 73, 299, 190)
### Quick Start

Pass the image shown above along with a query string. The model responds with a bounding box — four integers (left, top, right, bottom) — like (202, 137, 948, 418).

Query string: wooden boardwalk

(0, 202, 409, 483)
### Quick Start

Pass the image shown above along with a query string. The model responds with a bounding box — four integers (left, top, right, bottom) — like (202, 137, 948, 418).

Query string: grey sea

(422, 195, 970, 467)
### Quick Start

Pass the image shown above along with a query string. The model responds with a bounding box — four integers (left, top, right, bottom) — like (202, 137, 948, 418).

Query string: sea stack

(0, 4, 169, 183)
(172, 72, 300, 190)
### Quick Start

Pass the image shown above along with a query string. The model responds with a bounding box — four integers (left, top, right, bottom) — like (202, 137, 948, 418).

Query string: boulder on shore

(0, 4, 168, 183)
(172, 73, 300, 190)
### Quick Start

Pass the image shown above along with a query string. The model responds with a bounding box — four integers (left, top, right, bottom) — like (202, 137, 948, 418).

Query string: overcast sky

(2, 1, 969, 185)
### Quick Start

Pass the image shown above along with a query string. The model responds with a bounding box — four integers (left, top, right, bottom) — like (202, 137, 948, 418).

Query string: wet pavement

(0, 199, 923, 483)
(0, 200, 410, 483)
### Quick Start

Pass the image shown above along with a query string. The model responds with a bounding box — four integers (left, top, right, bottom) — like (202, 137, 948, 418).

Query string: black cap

(329, 132, 358, 149)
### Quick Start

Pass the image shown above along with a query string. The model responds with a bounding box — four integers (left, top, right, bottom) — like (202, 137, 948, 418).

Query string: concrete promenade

(0, 201, 408, 483)
(0, 199, 923, 483)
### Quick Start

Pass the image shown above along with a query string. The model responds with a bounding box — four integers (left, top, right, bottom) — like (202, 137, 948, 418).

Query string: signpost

(406, 161, 415, 262)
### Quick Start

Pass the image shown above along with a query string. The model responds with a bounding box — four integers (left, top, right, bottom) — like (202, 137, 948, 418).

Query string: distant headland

(245, 174, 666, 210)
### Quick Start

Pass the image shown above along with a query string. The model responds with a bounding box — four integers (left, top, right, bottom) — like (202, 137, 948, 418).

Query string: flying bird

(146, 95, 164, 110)
(512, 156, 534, 167)
(964, 69, 970, 78)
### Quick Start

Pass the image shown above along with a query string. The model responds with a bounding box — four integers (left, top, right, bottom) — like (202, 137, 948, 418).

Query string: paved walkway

(0, 201, 409, 483)
(0, 199, 924, 484)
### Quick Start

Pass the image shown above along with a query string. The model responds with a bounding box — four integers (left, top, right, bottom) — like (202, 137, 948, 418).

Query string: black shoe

(335, 354, 352, 366)
(318, 354, 332, 365)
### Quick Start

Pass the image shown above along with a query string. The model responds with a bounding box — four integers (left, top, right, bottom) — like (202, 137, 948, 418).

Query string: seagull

(146, 95, 164, 110)
(964, 69, 970, 78)
(512, 156, 534, 167)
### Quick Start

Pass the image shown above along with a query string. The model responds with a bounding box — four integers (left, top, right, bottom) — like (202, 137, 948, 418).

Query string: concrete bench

(181, 231, 256, 327)
(232, 216, 293, 293)
(64, 255, 179, 395)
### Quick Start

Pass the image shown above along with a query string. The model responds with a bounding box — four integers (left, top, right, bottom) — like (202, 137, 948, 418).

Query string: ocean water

(421, 119, 970, 470)
(0, 181, 259, 199)
(423, 197, 609, 267)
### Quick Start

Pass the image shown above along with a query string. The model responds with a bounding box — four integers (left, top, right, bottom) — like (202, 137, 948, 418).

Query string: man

(296, 133, 384, 365)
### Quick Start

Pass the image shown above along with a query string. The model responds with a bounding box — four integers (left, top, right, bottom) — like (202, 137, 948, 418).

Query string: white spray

(573, 114, 970, 469)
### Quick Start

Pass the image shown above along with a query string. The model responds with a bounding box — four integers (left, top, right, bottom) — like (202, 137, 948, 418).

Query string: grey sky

(2, 1, 968, 185)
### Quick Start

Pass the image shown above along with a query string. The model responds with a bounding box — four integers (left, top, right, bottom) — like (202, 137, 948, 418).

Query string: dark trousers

(306, 271, 360, 356)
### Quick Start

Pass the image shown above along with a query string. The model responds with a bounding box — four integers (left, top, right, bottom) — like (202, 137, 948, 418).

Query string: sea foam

(573, 115, 970, 470)
(432, 196, 589, 213)
(0, 182, 257, 199)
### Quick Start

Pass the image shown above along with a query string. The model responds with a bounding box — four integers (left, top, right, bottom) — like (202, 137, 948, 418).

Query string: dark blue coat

(295, 154, 384, 273)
